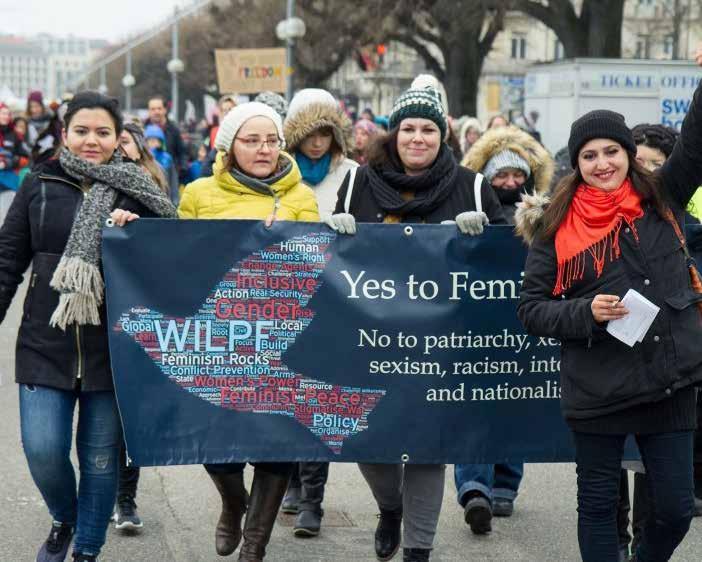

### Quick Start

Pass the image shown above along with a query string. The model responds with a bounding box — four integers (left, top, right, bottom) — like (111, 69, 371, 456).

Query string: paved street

(2, 280, 701, 562)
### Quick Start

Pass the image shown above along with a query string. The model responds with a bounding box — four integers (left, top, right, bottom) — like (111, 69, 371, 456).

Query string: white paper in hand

(606, 289, 660, 347)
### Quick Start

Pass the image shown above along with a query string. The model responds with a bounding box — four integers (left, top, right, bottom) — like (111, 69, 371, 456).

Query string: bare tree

(293, 0, 399, 88)
(386, 0, 506, 116)
(510, 0, 625, 58)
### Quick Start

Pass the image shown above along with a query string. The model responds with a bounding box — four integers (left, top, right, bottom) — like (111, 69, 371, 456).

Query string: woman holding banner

(455, 124, 554, 534)
(517, 51, 702, 562)
(0, 91, 176, 562)
(327, 83, 505, 562)
(141, 101, 317, 561)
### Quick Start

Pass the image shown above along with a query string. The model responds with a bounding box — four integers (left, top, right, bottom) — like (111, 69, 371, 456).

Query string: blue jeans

(19, 384, 121, 556)
(454, 463, 524, 506)
(573, 430, 695, 562)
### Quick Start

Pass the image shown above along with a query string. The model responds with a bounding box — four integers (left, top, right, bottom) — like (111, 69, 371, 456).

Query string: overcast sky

(0, 0, 190, 42)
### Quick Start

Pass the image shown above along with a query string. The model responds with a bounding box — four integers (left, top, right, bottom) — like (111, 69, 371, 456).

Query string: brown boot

(208, 471, 248, 556)
(238, 468, 290, 561)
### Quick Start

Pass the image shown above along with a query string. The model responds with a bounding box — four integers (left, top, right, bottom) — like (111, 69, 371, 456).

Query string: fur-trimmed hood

(462, 125, 554, 195)
(283, 103, 353, 159)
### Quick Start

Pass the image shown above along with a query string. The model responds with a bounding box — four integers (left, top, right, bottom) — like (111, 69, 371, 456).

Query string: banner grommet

(404, 226, 413, 237)
(105, 218, 114, 227)
(401, 453, 410, 463)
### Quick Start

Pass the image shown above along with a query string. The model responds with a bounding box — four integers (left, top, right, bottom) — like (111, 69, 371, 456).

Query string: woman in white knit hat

(284, 88, 359, 218)
(179, 101, 319, 561)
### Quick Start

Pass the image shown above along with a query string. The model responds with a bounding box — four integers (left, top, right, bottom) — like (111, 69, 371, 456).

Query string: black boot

(292, 507, 323, 537)
(374, 507, 402, 561)
(293, 462, 329, 537)
(208, 471, 248, 556)
(403, 547, 430, 561)
(238, 468, 289, 561)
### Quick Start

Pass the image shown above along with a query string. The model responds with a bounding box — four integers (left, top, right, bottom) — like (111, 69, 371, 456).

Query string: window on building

(635, 35, 650, 59)
(664, 35, 675, 58)
(511, 34, 527, 59)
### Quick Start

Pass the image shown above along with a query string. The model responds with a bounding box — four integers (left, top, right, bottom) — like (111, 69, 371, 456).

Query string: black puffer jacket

(0, 159, 154, 392)
(517, 83, 702, 426)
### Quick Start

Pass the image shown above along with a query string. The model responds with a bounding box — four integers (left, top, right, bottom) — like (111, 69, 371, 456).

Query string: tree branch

(478, 8, 505, 58)
(387, 31, 446, 79)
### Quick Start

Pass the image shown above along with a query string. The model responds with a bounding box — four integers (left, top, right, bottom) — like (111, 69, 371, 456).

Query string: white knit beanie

(214, 101, 285, 152)
(286, 88, 338, 123)
(483, 150, 531, 183)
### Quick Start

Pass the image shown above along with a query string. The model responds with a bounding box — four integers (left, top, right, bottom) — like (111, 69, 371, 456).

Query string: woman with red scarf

(517, 54, 702, 562)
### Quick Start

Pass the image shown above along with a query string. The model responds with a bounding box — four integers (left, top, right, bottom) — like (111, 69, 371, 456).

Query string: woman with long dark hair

(516, 57, 702, 561)
(328, 84, 505, 562)
(0, 91, 176, 562)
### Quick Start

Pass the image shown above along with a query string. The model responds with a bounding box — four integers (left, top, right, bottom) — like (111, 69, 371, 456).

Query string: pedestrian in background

(120, 122, 169, 194)
(144, 95, 187, 183)
(458, 117, 482, 157)
(0, 102, 30, 222)
(0, 91, 176, 562)
(457, 123, 553, 534)
(201, 93, 243, 178)
(26, 90, 52, 147)
(278, 87, 357, 537)
(486, 114, 509, 130)
(285, 88, 358, 217)
(327, 84, 505, 562)
(517, 53, 702, 562)
(144, 124, 179, 204)
(353, 118, 379, 165)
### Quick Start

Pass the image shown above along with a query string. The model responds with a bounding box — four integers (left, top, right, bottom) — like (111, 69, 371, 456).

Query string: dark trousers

(118, 441, 140, 500)
(695, 392, 702, 497)
(288, 462, 329, 513)
(204, 462, 293, 478)
(574, 430, 695, 562)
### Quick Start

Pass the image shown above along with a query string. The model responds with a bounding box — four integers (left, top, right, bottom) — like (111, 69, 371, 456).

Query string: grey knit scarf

(50, 147, 178, 330)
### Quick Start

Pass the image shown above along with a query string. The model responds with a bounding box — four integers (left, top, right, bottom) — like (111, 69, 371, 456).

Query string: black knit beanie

(568, 110, 636, 167)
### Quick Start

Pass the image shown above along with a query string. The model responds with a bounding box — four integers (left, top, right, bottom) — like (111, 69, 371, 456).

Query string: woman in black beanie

(516, 50, 702, 562)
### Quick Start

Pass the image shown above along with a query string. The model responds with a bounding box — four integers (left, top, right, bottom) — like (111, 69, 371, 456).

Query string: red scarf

(553, 178, 644, 295)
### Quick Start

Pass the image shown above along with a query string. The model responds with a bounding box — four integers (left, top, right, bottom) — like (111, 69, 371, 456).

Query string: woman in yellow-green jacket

(182, 102, 318, 561)
(110, 102, 319, 561)
(178, 103, 318, 223)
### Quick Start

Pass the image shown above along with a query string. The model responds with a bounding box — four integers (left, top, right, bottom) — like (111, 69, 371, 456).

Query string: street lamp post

(98, 66, 108, 95)
(168, 7, 185, 123)
(275, 0, 306, 102)
(122, 50, 136, 113)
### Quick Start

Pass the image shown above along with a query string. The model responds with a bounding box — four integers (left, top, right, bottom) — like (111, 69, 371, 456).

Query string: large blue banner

(104, 220, 572, 467)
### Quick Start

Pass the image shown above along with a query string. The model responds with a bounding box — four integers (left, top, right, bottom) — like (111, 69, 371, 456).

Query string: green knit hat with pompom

(389, 87, 447, 139)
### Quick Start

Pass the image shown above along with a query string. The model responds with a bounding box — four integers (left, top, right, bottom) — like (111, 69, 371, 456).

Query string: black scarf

(494, 174, 535, 206)
(366, 144, 458, 216)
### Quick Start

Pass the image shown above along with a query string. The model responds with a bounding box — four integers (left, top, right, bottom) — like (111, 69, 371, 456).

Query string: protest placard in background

(214, 48, 286, 94)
